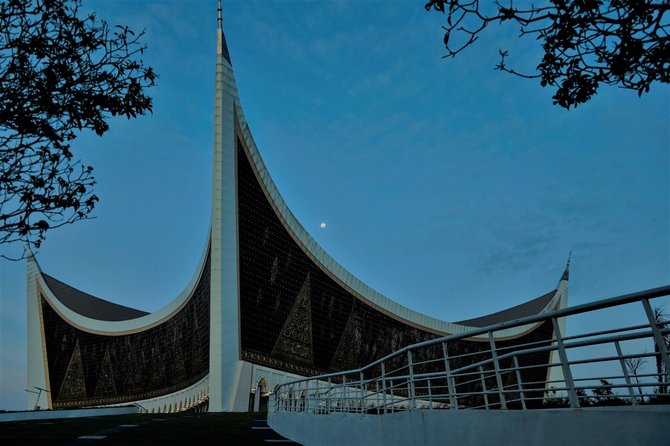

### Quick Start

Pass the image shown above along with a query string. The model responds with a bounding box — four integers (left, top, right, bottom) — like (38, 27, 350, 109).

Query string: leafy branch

(0, 0, 157, 258)
(424, 0, 670, 108)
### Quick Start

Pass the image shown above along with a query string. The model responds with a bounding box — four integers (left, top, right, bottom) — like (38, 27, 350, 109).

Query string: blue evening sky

(1, 1, 668, 409)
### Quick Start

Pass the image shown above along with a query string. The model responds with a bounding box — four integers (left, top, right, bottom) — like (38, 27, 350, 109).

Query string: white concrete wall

(269, 407, 670, 446)
(116, 375, 209, 414)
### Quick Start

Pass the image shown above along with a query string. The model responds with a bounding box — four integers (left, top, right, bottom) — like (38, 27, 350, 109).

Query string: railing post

(642, 298, 670, 386)
(313, 379, 317, 413)
(342, 375, 348, 413)
(290, 386, 295, 412)
(407, 350, 416, 410)
(614, 341, 638, 405)
(552, 317, 580, 408)
(442, 342, 458, 410)
(360, 371, 365, 413)
(513, 355, 527, 410)
(427, 378, 433, 410)
(389, 378, 395, 412)
(280, 388, 285, 412)
(381, 362, 388, 414)
(479, 366, 489, 410)
(299, 381, 309, 412)
(297, 381, 301, 412)
(488, 331, 507, 409)
(326, 377, 331, 413)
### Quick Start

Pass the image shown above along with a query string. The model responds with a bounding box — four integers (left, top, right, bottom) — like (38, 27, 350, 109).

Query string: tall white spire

(209, 0, 240, 411)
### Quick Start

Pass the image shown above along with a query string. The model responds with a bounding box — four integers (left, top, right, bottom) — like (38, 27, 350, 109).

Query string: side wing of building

(26, 247, 212, 412)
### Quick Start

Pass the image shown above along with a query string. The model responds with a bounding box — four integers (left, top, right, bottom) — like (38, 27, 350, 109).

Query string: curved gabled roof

(29, 239, 210, 335)
(455, 290, 556, 328)
(41, 273, 148, 321)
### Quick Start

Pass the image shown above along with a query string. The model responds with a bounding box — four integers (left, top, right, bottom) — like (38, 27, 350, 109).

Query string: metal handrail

(271, 286, 670, 414)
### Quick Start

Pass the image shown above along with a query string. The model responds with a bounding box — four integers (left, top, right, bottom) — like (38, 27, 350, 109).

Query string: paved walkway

(251, 418, 301, 445)
(1, 412, 295, 445)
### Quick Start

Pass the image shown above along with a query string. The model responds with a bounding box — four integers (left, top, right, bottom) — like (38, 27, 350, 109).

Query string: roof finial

(561, 251, 571, 281)
(215, 0, 231, 63)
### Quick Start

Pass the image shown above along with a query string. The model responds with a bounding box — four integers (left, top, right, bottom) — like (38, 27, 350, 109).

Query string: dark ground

(0, 412, 300, 446)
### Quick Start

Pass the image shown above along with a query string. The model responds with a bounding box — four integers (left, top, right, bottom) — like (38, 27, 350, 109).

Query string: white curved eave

(225, 56, 567, 339)
(33, 233, 211, 335)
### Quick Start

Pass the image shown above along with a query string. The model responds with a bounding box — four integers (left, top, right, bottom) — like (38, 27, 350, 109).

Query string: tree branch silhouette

(425, 0, 669, 108)
(0, 0, 157, 258)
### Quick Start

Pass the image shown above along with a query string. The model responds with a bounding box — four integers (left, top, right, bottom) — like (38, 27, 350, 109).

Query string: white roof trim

(35, 234, 210, 335)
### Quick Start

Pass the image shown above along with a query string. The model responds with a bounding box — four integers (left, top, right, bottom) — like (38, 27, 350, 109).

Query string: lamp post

(24, 386, 49, 410)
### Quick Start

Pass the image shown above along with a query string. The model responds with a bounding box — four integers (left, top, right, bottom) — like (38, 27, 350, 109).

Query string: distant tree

(652, 306, 669, 395)
(424, 1, 670, 108)
(625, 356, 648, 402)
(576, 387, 591, 406)
(0, 0, 156, 258)
(591, 379, 625, 406)
(542, 387, 571, 408)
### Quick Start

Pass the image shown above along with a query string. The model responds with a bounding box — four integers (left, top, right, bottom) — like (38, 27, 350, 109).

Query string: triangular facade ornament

(122, 339, 144, 393)
(330, 306, 363, 370)
(271, 273, 313, 365)
(94, 347, 117, 397)
(58, 340, 87, 400)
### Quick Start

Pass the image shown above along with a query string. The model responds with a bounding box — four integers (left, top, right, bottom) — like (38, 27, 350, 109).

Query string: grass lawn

(0, 412, 271, 446)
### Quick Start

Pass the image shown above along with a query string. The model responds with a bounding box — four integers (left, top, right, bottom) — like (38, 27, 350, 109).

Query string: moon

(320, 222, 326, 229)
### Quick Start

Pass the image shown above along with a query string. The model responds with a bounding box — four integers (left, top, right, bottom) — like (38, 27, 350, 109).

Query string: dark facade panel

(41, 255, 211, 408)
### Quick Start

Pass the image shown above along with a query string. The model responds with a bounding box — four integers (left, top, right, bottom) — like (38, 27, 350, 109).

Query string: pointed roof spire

(560, 251, 571, 281)
(216, 0, 231, 64)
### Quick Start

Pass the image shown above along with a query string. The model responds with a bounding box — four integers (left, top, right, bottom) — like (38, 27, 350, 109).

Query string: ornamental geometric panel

(271, 273, 314, 366)
(58, 340, 86, 401)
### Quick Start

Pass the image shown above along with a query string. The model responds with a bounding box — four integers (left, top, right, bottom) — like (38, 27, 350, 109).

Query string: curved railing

(271, 286, 670, 414)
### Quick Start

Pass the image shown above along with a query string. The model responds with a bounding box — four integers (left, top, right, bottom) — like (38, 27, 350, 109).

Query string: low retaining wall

(0, 406, 139, 423)
(269, 407, 670, 446)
